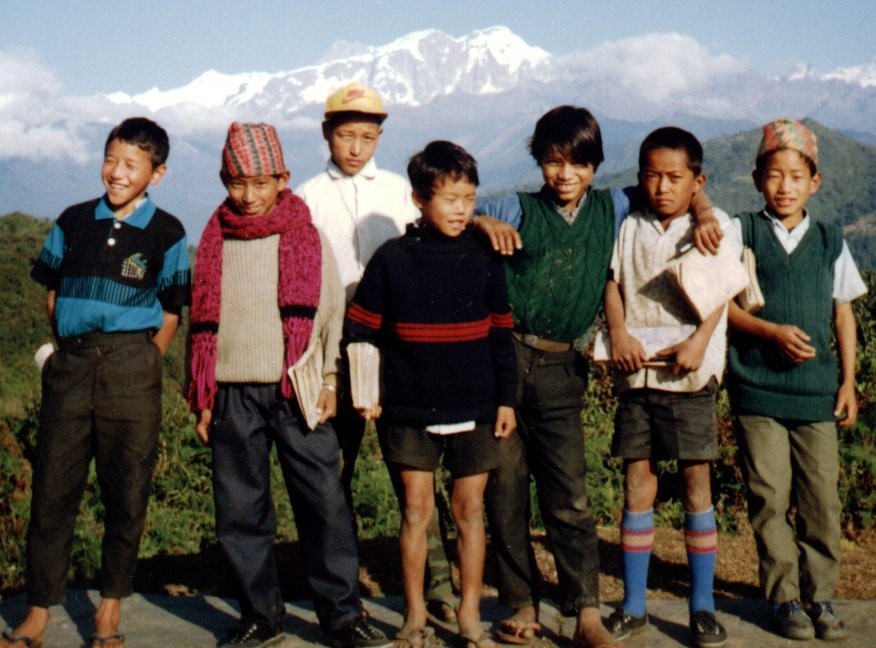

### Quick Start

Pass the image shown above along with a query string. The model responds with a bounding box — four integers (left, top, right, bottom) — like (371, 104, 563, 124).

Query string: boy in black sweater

(344, 141, 517, 647)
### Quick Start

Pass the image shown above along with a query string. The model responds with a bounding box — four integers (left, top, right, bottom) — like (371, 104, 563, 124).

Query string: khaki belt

(512, 331, 573, 353)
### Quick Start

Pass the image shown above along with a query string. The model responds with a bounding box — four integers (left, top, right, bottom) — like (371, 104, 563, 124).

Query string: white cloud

(552, 33, 747, 104)
(0, 50, 93, 162)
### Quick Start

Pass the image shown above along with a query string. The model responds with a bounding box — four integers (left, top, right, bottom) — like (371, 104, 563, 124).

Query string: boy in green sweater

(726, 118, 867, 642)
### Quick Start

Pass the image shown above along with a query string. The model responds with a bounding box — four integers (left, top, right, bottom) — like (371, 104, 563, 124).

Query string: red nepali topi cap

(757, 118, 819, 168)
(221, 122, 287, 178)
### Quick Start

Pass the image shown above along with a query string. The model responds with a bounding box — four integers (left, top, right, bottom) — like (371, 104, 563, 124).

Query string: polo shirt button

(113, 222, 122, 229)
(107, 238, 116, 246)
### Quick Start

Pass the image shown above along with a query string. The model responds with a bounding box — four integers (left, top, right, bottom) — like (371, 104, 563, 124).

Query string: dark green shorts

(377, 421, 499, 478)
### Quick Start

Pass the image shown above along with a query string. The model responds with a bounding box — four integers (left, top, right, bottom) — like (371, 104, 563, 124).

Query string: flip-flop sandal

(426, 595, 458, 626)
(89, 633, 125, 648)
(394, 626, 435, 648)
(2, 632, 43, 648)
(495, 613, 540, 645)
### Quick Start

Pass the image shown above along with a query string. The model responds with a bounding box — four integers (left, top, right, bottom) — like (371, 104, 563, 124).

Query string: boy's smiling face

(754, 148, 821, 229)
(414, 176, 476, 238)
(640, 147, 704, 221)
(101, 139, 166, 218)
(224, 172, 290, 217)
(540, 149, 595, 213)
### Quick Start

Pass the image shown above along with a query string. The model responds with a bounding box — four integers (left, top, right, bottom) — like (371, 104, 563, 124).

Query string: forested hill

(0, 213, 53, 416)
(597, 119, 876, 270)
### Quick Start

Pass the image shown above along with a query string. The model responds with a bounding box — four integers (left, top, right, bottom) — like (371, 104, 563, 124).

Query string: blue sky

(2, 0, 874, 95)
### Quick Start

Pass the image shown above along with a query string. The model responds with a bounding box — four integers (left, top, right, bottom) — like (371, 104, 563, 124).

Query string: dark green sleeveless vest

(504, 189, 615, 341)
(727, 212, 842, 420)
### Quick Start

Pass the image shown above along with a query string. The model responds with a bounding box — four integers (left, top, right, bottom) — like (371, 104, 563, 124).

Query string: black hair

(104, 117, 170, 168)
(407, 140, 479, 200)
(323, 111, 386, 132)
(754, 149, 818, 177)
(529, 105, 604, 169)
(638, 126, 703, 176)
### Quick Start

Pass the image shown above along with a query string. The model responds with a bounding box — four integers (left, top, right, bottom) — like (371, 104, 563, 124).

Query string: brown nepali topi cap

(324, 82, 387, 120)
(221, 122, 287, 178)
(756, 118, 819, 167)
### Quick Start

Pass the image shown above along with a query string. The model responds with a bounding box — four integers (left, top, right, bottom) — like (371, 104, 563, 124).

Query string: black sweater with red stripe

(344, 223, 517, 426)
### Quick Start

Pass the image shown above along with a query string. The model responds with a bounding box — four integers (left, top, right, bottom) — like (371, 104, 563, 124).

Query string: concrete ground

(2, 592, 875, 647)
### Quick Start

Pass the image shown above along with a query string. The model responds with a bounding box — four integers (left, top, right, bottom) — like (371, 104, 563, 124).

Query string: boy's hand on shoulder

(835, 382, 859, 428)
(494, 406, 517, 438)
(195, 409, 212, 445)
(693, 216, 723, 255)
(610, 329, 648, 373)
(770, 324, 817, 364)
(472, 215, 522, 256)
(316, 387, 337, 424)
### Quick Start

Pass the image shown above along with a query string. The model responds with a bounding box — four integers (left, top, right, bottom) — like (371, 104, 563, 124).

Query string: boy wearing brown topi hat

(187, 122, 389, 648)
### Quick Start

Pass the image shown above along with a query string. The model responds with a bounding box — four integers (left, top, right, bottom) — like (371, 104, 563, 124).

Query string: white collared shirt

(296, 158, 419, 303)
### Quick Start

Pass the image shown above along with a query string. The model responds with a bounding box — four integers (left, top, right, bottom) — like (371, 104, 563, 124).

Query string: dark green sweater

(504, 189, 615, 341)
(727, 212, 842, 420)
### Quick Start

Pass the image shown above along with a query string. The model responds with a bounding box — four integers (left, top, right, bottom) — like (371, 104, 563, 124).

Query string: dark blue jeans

(211, 383, 361, 633)
(485, 339, 600, 613)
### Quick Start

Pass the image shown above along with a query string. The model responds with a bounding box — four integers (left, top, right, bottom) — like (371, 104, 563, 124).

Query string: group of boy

(2, 77, 866, 648)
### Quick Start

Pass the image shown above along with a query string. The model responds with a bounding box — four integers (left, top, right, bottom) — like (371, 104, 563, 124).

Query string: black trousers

(26, 331, 161, 606)
(485, 339, 600, 613)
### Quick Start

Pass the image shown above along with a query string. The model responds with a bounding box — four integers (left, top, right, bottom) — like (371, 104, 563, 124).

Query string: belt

(512, 331, 574, 353)
(58, 330, 153, 351)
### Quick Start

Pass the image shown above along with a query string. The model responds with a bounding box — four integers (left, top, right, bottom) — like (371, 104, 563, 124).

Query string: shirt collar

(326, 157, 379, 181)
(94, 193, 157, 229)
(761, 208, 811, 240)
(540, 186, 589, 224)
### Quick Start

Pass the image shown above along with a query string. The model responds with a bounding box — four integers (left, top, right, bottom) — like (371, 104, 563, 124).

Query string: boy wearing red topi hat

(187, 122, 389, 648)
(727, 118, 867, 642)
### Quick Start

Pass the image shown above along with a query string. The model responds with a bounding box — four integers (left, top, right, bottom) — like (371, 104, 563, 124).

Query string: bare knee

(681, 461, 713, 512)
(624, 459, 658, 511)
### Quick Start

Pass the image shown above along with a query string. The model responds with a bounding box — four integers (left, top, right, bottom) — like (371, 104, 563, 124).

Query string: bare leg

(1, 606, 49, 647)
(398, 468, 435, 636)
(574, 607, 620, 648)
(92, 598, 123, 647)
(451, 472, 489, 641)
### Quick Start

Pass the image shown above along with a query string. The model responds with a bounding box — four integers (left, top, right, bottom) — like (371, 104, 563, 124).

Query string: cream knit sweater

(215, 231, 343, 387)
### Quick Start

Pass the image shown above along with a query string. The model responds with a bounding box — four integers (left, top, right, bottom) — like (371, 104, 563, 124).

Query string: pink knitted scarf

(187, 188, 321, 412)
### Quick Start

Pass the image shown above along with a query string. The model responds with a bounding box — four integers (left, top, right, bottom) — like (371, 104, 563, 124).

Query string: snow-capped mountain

(107, 26, 550, 114)
(2, 26, 875, 242)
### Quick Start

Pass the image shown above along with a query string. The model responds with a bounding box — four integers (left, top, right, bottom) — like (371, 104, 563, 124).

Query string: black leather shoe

(690, 610, 727, 647)
(219, 620, 284, 647)
(605, 607, 648, 640)
(330, 617, 391, 648)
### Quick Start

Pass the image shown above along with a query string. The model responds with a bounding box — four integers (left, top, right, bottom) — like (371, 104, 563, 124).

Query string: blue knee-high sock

(685, 507, 717, 614)
(621, 509, 654, 617)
